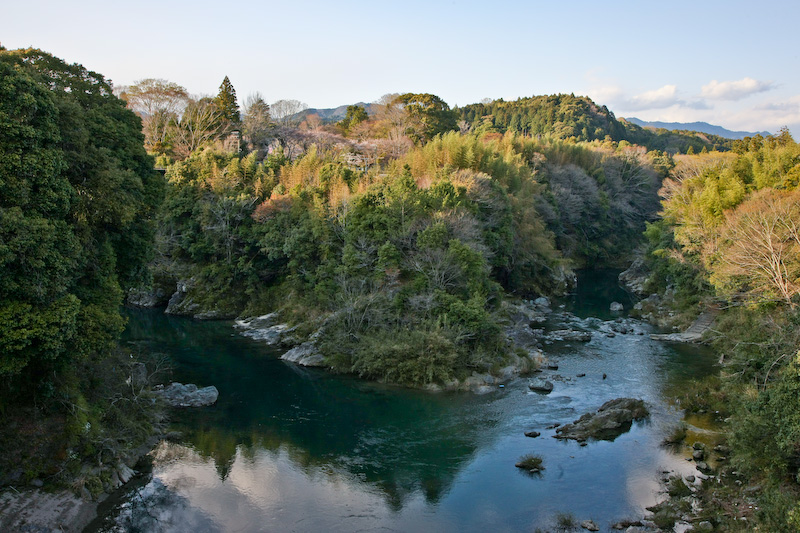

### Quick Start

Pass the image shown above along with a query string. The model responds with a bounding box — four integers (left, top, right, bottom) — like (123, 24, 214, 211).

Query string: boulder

(581, 520, 600, 531)
(235, 314, 293, 345)
(555, 398, 649, 441)
(610, 301, 624, 312)
(281, 343, 326, 367)
(529, 378, 554, 393)
(524, 431, 541, 438)
(155, 383, 219, 407)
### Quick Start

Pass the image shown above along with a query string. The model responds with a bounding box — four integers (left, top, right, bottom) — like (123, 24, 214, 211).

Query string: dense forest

(2, 47, 800, 529)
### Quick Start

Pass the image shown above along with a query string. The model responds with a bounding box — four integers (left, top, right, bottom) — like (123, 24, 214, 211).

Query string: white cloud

(700, 77, 774, 101)
(626, 85, 681, 110)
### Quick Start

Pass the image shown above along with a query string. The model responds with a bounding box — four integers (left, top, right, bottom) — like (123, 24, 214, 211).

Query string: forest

(1, 47, 799, 529)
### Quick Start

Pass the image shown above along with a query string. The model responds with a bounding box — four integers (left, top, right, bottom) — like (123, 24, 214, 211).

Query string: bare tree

(271, 99, 308, 127)
(122, 78, 188, 152)
(713, 189, 800, 307)
(172, 97, 225, 158)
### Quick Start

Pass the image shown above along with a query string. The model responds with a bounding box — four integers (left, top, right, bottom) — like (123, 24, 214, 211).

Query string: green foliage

(458, 94, 731, 153)
(393, 93, 458, 143)
(339, 104, 368, 132)
(214, 75, 240, 124)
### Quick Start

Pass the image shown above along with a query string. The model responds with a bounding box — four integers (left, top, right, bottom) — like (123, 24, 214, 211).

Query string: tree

(271, 99, 308, 127)
(392, 93, 458, 143)
(0, 48, 162, 396)
(172, 97, 226, 158)
(339, 104, 369, 132)
(711, 189, 800, 307)
(242, 92, 272, 153)
(122, 78, 188, 152)
(214, 75, 240, 125)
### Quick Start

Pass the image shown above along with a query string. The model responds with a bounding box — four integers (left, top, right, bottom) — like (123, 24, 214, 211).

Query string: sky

(3, 0, 799, 136)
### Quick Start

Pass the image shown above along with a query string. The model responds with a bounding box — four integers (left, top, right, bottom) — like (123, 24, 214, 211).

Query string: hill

(624, 117, 770, 140)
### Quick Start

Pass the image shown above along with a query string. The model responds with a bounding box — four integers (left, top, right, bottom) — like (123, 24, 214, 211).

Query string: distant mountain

(624, 118, 770, 140)
(301, 102, 378, 122)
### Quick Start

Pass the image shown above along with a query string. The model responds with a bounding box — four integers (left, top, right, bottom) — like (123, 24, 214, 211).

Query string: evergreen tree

(215, 75, 240, 124)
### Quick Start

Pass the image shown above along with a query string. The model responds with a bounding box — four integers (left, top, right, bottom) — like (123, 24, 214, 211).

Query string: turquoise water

(90, 272, 717, 532)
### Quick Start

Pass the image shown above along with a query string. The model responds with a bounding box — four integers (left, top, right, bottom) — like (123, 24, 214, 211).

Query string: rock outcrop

(619, 257, 650, 297)
(281, 343, 326, 367)
(555, 398, 649, 441)
(154, 383, 219, 407)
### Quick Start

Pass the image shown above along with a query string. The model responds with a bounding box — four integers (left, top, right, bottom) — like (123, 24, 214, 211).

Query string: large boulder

(529, 378, 554, 393)
(555, 398, 649, 441)
(155, 383, 219, 407)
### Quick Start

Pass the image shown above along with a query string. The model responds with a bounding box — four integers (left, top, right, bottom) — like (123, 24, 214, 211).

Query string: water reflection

(94, 272, 720, 532)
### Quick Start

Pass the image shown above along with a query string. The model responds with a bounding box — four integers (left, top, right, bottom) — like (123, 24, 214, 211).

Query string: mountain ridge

(623, 117, 770, 140)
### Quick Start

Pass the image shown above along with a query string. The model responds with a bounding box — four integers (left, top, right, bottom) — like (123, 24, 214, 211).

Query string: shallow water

(90, 270, 717, 532)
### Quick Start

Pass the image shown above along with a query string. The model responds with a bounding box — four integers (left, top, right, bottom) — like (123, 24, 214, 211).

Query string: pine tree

(215, 76, 240, 124)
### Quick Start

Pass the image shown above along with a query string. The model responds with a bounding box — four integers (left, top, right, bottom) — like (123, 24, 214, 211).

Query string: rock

(696, 461, 711, 472)
(685, 475, 696, 483)
(695, 520, 714, 531)
(581, 520, 600, 531)
(619, 257, 650, 296)
(155, 382, 219, 407)
(524, 431, 541, 438)
(110, 470, 121, 489)
(533, 296, 551, 309)
(165, 279, 200, 316)
(31, 478, 44, 488)
(546, 363, 559, 370)
(117, 463, 135, 484)
(555, 398, 649, 441)
(127, 286, 168, 308)
(610, 302, 624, 312)
(528, 378, 554, 393)
(692, 449, 705, 461)
(611, 521, 644, 530)
(576, 373, 586, 377)
(548, 329, 592, 342)
(692, 442, 705, 450)
(281, 343, 326, 367)
(235, 314, 293, 345)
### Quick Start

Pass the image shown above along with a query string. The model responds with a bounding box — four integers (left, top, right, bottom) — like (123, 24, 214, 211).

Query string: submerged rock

(555, 398, 649, 441)
(155, 383, 219, 407)
(581, 519, 600, 531)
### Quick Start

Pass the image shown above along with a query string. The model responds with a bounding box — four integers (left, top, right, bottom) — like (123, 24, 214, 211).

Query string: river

(88, 270, 717, 532)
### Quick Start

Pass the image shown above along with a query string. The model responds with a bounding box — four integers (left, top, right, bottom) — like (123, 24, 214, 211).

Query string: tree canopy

(0, 48, 163, 399)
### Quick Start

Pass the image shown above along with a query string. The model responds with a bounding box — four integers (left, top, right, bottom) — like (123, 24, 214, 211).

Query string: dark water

(90, 271, 717, 532)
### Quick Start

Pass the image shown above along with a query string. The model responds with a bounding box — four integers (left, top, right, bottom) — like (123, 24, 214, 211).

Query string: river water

(89, 270, 717, 532)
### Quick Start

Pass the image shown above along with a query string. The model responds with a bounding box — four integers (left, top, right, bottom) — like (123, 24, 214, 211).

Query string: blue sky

(3, 0, 799, 135)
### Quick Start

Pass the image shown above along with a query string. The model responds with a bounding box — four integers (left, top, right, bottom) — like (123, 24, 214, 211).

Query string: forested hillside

(639, 129, 800, 530)
(0, 48, 164, 487)
(458, 94, 733, 154)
